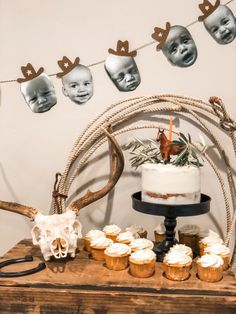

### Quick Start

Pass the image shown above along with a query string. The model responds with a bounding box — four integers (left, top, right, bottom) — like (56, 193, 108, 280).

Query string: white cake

(141, 163, 200, 205)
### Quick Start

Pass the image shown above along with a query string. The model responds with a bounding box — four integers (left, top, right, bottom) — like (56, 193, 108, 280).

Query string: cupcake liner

(221, 255, 229, 271)
(116, 239, 132, 245)
(138, 230, 147, 238)
(164, 262, 191, 281)
(105, 254, 129, 271)
(198, 242, 207, 256)
(83, 238, 91, 252)
(129, 259, 155, 278)
(197, 264, 223, 282)
(154, 231, 165, 243)
(90, 247, 106, 261)
(105, 234, 118, 242)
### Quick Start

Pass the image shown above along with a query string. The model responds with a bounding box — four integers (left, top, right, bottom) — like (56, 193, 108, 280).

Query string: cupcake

(105, 243, 131, 271)
(129, 238, 154, 252)
(204, 243, 230, 270)
(90, 237, 113, 261)
(163, 251, 192, 281)
(83, 229, 105, 252)
(129, 249, 156, 278)
(178, 224, 200, 255)
(169, 244, 193, 259)
(198, 230, 223, 256)
(126, 225, 147, 238)
(116, 231, 135, 245)
(196, 254, 224, 282)
(103, 224, 121, 241)
(154, 222, 165, 243)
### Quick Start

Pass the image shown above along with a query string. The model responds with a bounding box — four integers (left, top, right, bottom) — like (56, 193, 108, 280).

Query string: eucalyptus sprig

(124, 132, 203, 169)
(171, 133, 203, 167)
(124, 137, 161, 169)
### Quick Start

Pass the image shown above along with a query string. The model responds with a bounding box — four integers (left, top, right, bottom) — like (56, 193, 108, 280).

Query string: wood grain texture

(0, 239, 235, 314)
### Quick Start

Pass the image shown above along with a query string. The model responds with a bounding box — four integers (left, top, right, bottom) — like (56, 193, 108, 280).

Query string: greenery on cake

(124, 130, 203, 169)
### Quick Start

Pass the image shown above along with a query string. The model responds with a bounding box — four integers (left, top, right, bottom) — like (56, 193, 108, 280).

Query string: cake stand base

(132, 192, 211, 262)
(153, 216, 178, 262)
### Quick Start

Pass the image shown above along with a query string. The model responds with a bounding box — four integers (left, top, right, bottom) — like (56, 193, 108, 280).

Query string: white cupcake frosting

(164, 252, 192, 265)
(90, 237, 113, 248)
(197, 253, 223, 268)
(116, 231, 135, 242)
(169, 244, 192, 256)
(154, 222, 165, 234)
(103, 224, 121, 234)
(105, 243, 131, 256)
(129, 249, 156, 262)
(199, 229, 220, 239)
(125, 225, 144, 238)
(178, 224, 200, 235)
(204, 243, 230, 256)
(85, 229, 105, 240)
(129, 238, 154, 250)
(200, 235, 223, 246)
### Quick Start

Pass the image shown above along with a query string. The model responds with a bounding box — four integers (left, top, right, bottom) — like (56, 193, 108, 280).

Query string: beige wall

(0, 0, 236, 256)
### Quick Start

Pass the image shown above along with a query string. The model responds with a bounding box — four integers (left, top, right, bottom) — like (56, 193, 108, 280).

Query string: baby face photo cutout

(104, 40, 141, 92)
(152, 22, 198, 68)
(57, 56, 93, 105)
(17, 64, 57, 113)
(198, 0, 236, 45)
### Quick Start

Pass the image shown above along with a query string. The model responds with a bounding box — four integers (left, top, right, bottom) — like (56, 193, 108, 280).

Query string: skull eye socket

(64, 226, 70, 234)
(46, 229, 52, 237)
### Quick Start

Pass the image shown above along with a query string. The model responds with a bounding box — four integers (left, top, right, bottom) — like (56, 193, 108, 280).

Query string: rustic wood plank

(0, 239, 235, 313)
(0, 287, 236, 314)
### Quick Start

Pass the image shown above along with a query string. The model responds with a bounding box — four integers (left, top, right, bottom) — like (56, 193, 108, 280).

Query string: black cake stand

(131, 191, 211, 262)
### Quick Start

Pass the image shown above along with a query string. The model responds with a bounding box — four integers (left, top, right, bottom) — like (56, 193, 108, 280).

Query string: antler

(0, 200, 39, 219)
(68, 127, 124, 213)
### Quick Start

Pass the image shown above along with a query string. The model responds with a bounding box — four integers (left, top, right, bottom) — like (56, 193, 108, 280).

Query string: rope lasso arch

(53, 94, 236, 270)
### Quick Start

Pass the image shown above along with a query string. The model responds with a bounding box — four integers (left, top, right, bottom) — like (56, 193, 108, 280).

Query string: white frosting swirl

(129, 249, 156, 262)
(204, 244, 230, 256)
(129, 238, 154, 250)
(200, 235, 223, 246)
(197, 254, 223, 268)
(154, 223, 165, 234)
(105, 243, 131, 256)
(178, 224, 200, 235)
(169, 244, 192, 256)
(125, 225, 144, 238)
(116, 231, 134, 242)
(208, 230, 221, 238)
(164, 252, 192, 265)
(103, 224, 121, 234)
(85, 229, 105, 240)
(126, 224, 145, 233)
(199, 229, 220, 239)
(90, 237, 113, 248)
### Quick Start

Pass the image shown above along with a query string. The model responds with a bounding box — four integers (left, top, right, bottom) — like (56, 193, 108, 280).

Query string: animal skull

(0, 128, 124, 261)
(31, 210, 82, 261)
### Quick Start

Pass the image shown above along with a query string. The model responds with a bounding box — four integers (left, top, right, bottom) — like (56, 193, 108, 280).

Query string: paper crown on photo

(56, 56, 80, 78)
(108, 40, 137, 57)
(151, 22, 171, 49)
(198, 0, 220, 22)
(17, 63, 44, 83)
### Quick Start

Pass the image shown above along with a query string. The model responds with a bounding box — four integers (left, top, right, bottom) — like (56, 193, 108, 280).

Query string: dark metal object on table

(132, 191, 211, 262)
(0, 255, 46, 277)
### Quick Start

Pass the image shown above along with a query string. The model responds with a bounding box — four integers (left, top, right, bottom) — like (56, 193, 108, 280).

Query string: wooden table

(0, 239, 235, 314)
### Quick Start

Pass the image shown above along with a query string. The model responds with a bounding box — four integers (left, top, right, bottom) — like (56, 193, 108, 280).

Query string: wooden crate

(0, 239, 235, 313)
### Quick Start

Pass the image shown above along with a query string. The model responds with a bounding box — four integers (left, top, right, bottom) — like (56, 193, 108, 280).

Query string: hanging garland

(0, 0, 235, 113)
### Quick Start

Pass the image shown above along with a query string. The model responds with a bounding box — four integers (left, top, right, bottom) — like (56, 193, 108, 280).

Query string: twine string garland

(0, 0, 234, 84)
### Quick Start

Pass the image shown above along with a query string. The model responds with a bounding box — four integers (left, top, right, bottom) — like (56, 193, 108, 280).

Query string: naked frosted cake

(141, 163, 201, 205)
